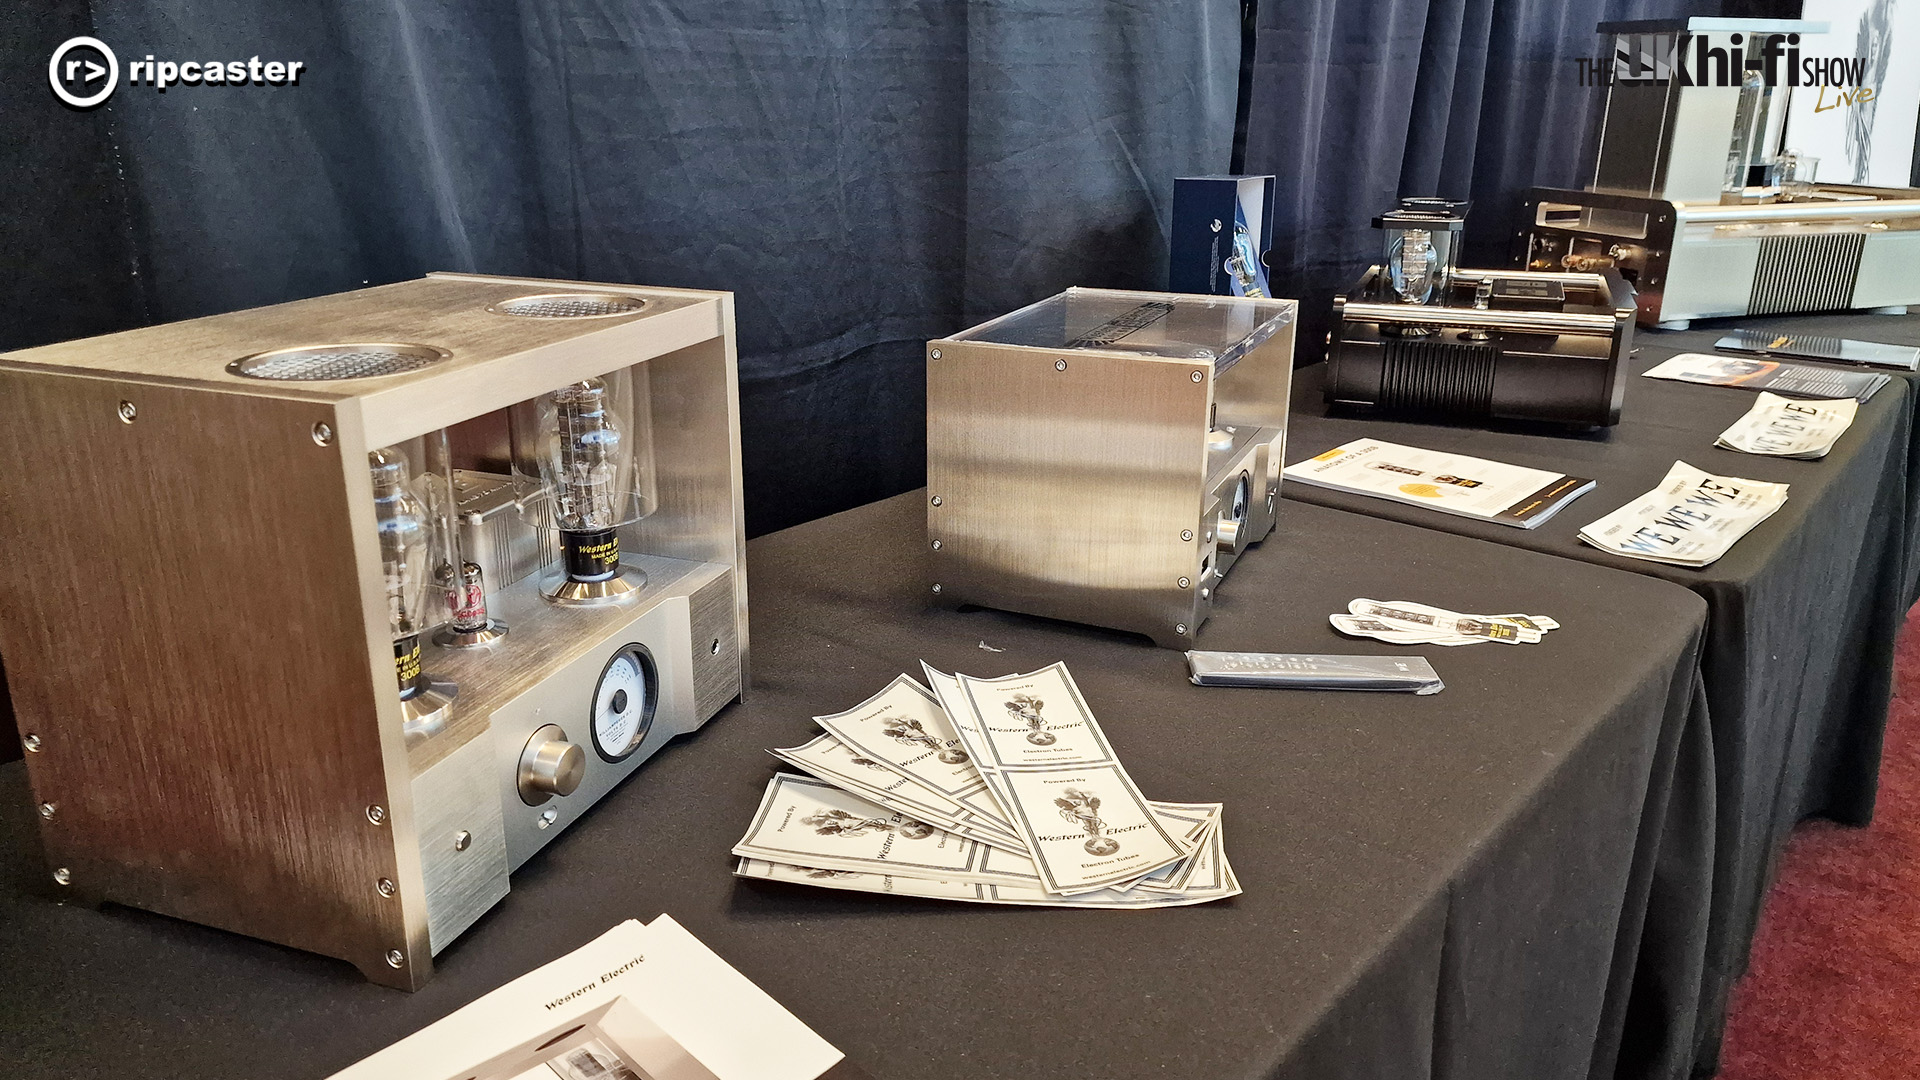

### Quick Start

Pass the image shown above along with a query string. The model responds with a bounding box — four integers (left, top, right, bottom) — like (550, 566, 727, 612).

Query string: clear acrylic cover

(950, 287, 1294, 370)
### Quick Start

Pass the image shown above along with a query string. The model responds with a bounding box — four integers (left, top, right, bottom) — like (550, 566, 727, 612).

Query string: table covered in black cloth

(1647, 311, 1920, 606)
(1283, 319, 1915, 1078)
(0, 495, 1706, 1080)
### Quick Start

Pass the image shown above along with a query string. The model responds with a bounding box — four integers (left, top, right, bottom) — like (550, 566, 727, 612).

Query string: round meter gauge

(590, 645, 658, 762)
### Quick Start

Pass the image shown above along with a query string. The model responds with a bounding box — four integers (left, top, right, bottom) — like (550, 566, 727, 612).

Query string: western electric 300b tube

(370, 446, 457, 738)
(511, 370, 658, 604)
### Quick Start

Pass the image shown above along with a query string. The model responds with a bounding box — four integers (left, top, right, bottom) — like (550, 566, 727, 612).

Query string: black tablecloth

(1284, 322, 1915, 1078)
(0, 495, 1707, 1080)
(1646, 310, 1920, 607)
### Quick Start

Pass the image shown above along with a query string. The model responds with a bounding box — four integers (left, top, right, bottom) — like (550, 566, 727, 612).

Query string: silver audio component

(1521, 18, 1920, 327)
(927, 287, 1296, 647)
(0, 273, 749, 989)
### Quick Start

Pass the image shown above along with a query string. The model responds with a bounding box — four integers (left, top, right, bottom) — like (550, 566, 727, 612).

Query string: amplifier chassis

(1521, 186, 1920, 328)
(927, 288, 1295, 647)
(0, 274, 748, 988)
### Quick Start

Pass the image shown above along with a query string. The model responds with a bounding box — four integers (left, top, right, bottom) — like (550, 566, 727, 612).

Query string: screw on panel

(1174, 624, 1189, 636)
(1055, 359, 1068, 371)
(930, 495, 943, 507)
(453, 830, 472, 852)
(931, 583, 943, 594)
(376, 878, 397, 898)
(312, 421, 335, 446)
(537, 808, 559, 829)
(366, 805, 387, 825)
(1178, 577, 1191, 589)
(116, 401, 137, 423)
(1180, 530, 1193, 542)
(1201, 588, 1212, 600)
(385, 949, 405, 969)
(1211, 218, 1223, 233)
(52, 868, 71, 886)
(1192, 371, 1204, 382)
(710, 638, 721, 655)
(21, 733, 42, 753)
(930, 348, 943, 360)
(38, 802, 55, 819)
(931, 539, 943, 550)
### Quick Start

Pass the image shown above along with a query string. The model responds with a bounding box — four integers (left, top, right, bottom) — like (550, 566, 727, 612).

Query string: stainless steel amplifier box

(0, 274, 748, 988)
(927, 288, 1296, 647)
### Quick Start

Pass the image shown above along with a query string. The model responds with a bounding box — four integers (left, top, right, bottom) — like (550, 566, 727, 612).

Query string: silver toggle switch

(518, 724, 586, 805)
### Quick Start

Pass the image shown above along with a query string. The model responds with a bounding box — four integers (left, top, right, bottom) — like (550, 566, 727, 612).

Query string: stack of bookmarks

(733, 663, 1238, 908)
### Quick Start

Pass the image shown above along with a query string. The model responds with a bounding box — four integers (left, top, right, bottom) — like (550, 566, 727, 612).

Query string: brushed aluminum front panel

(1663, 229, 1762, 319)
(423, 556, 724, 869)
(927, 344, 1215, 646)
(1853, 232, 1920, 310)
(413, 732, 509, 955)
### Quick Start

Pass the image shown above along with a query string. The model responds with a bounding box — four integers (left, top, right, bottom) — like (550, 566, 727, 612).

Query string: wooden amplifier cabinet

(0, 273, 747, 988)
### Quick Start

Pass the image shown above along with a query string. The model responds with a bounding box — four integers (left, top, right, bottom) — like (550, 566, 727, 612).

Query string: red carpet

(1717, 609, 1920, 1079)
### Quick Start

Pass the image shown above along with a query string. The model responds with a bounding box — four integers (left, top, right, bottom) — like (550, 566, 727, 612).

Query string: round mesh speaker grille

(227, 343, 450, 381)
(487, 293, 649, 318)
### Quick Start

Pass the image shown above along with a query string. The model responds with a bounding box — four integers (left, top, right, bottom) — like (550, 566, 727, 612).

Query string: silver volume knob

(518, 724, 586, 805)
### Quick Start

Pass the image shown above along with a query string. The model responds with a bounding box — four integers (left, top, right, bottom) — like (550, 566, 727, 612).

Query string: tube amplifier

(1326, 266, 1637, 429)
(1519, 18, 1920, 328)
(0, 273, 748, 988)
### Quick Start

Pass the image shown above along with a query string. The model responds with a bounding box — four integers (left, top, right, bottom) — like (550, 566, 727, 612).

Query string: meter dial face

(590, 645, 657, 762)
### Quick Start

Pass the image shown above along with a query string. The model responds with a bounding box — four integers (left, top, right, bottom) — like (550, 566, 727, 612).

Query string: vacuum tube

(1374, 200, 1467, 305)
(1775, 150, 1819, 200)
(510, 368, 657, 604)
(1224, 222, 1268, 298)
(370, 445, 456, 738)
(1386, 226, 1437, 304)
(435, 559, 509, 647)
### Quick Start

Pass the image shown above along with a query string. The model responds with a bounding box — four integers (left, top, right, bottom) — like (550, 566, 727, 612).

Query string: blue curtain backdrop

(1238, 0, 1767, 357)
(7, 0, 1802, 538)
(44, 0, 1239, 536)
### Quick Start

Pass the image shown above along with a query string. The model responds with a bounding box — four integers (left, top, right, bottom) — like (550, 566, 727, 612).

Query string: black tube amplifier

(1325, 267, 1637, 429)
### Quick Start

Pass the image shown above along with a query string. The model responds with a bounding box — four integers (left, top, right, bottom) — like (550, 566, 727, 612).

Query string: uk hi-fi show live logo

(1577, 31, 1872, 93)
(48, 36, 305, 109)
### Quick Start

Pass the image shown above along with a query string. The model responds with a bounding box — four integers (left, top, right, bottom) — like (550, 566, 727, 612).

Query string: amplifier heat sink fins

(1750, 233, 1863, 315)
(1379, 338, 1498, 417)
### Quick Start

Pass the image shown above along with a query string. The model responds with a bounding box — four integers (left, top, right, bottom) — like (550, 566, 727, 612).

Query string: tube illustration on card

(881, 714, 970, 763)
(1007, 694, 1054, 745)
(951, 664, 1192, 893)
(801, 808, 937, 841)
(1056, 788, 1119, 855)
